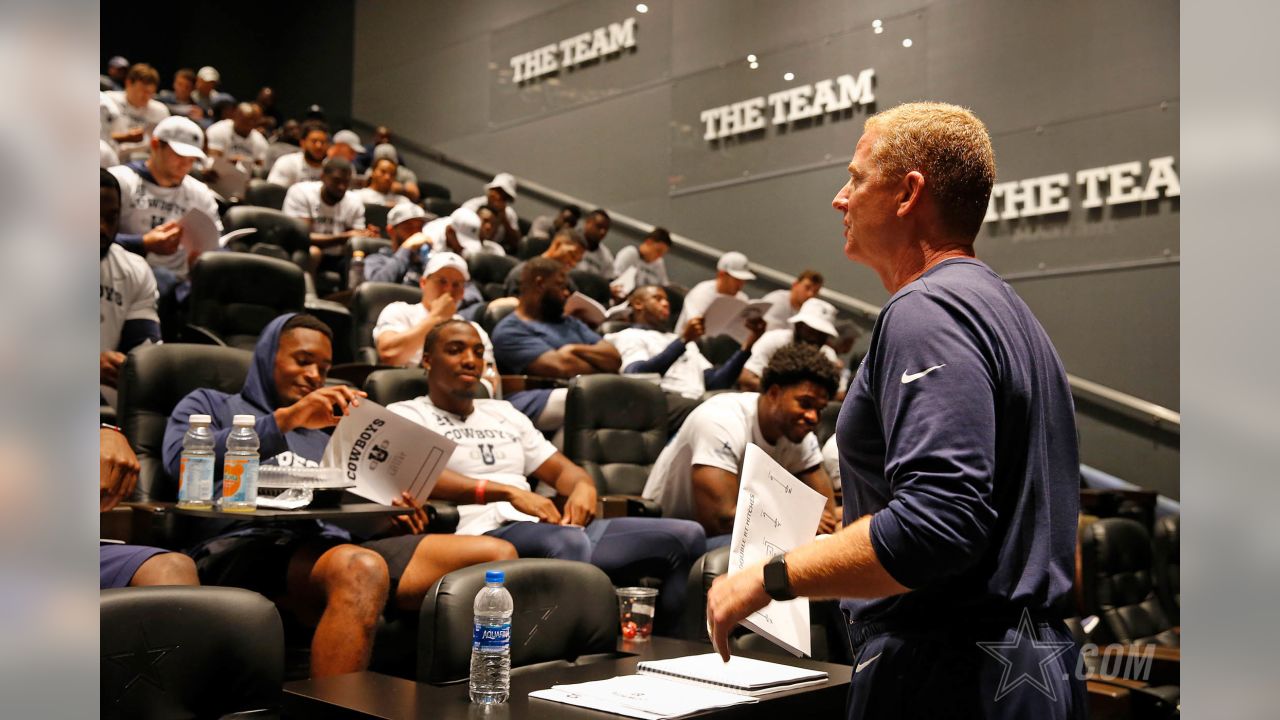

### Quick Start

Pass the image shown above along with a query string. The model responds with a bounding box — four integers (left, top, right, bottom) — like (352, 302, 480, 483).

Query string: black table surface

(165, 502, 411, 521)
(284, 636, 852, 719)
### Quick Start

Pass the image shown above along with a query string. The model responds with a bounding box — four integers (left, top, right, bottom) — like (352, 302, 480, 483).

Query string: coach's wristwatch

(763, 553, 796, 601)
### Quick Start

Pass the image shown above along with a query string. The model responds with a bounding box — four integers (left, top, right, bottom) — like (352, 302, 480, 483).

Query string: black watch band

(763, 553, 796, 601)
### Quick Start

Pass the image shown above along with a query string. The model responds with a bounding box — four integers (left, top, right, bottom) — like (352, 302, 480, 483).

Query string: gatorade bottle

(469, 570, 513, 704)
(349, 250, 366, 290)
(221, 414, 260, 512)
(177, 414, 215, 509)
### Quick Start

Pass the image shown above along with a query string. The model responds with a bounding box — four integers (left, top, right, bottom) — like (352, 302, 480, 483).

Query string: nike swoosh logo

(901, 364, 946, 384)
(855, 652, 882, 673)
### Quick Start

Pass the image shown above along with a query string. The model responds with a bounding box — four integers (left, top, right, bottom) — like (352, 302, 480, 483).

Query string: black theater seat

(186, 252, 306, 349)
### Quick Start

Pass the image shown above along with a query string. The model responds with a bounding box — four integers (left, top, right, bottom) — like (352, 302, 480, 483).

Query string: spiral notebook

(636, 653, 828, 695)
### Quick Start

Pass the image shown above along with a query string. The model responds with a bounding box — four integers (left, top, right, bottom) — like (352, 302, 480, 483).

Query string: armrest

(100, 506, 134, 542)
(1095, 644, 1179, 687)
(598, 494, 663, 519)
(500, 375, 570, 395)
(1084, 680, 1131, 720)
(182, 324, 227, 346)
(425, 500, 459, 534)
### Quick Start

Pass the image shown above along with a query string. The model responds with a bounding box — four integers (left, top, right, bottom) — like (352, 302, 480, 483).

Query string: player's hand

(425, 292, 458, 324)
(100, 427, 140, 512)
(401, 232, 428, 252)
(817, 507, 840, 535)
(706, 562, 771, 662)
(360, 226, 381, 238)
(100, 350, 126, 387)
(507, 488, 562, 524)
(681, 317, 706, 343)
(390, 491, 430, 535)
(275, 386, 367, 432)
(741, 315, 767, 350)
(560, 483, 597, 526)
(143, 221, 183, 255)
(116, 127, 145, 143)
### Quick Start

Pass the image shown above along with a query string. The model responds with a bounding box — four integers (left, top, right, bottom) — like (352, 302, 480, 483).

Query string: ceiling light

(783, 72, 795, 81)
(902, 38, 913, 48)
(635, 3, 648, 13)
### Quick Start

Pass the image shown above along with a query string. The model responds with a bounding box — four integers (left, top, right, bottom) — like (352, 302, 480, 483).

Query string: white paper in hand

(609, 266, 638, 298)
(320, 400, 456, 504)
(177, 208, 220, 258)
(728, 444, 826, 657)
(208, 156, 250, 200)
(701, 296, 772, 342)
(564, 291, 607, 327)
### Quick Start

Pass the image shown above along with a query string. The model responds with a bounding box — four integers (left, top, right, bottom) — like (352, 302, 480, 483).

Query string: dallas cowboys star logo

(104, 625, 180, 705)
(976, 608, 1074, 702)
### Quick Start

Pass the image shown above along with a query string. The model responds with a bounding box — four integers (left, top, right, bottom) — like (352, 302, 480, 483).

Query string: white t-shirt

(352, 186, 409, 207)
(642, 392, 824, 522)
(282, 181, 366, 256)
(266, 152, 324, 187)
(613, 245, 669, 289)
(371, 303, 495, 368)
(99, 92, 120, 145)
(760, 289, 798, 332)
(100, 244, 159, 352)
(422, 216, 506, 258)
(743, 328, 839, 377)
(106, 91, 169, 161)
(462, 195, 519, 248)
(575, 244, 615, 280)
(822, 434, 840, 486)
(99, 139, 119, 169)
(108, 163, 222, 279)
(674, 279, 748, 333)
(205, 119, 269, 166)
(605, 327, 712, 399)
(388, 396, 558, 535)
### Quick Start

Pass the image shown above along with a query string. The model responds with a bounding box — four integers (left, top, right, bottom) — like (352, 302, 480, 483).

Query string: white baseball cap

(333, 129, 366, 153)
(717, 251, 756, 281)
(788, 298, 838, 338)
(387, 202, 426, 228)
(152, 116, 207, 160)
(425, 251, 470, 281)
(485, 172, 517, 201)
(196, 66, 220, 83)
(449, 207, 482, 245)
(108, 56, 129, 70)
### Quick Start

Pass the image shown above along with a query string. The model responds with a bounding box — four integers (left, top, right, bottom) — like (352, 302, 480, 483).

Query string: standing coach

(707, 102, 1085, 718)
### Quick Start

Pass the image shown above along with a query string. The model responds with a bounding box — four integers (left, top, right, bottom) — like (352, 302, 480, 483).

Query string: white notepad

(636, 653, 828, 695)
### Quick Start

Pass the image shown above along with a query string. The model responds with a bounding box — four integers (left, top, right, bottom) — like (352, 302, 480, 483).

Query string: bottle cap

(232, 414, 255, 426)
(485, 570, 505, 584)
(189, 414, 212, 424)
(352, 250, 365, 259)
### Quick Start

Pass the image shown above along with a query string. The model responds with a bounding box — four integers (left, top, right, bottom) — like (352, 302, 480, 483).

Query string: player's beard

(539, 292, 566, 320)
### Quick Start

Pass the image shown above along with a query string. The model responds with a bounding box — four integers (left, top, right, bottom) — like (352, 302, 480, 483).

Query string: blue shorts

(99, 542, 168, 589)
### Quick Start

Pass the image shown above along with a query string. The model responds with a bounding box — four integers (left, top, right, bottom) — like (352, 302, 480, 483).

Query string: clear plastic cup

(616, 587, 659, 641)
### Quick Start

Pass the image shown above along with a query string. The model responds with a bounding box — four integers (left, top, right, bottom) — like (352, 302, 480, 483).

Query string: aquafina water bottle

(176, 414, 215, 509)
(469, 569, 513, 704)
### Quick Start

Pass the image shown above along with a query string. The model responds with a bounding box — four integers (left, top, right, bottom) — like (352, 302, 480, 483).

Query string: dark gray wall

(353, 0, 1179, 496)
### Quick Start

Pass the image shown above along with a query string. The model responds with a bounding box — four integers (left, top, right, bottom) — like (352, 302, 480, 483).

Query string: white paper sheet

(728, 444, 827, 657)
(177, 208, 220, 258)
(700, 296, 772, 342)
(207, 156, 250, 200)
(565, 291, 607, 327)
(320, 400, 456, 505)
(530, 675, 757, 719)
(609, 266, 639, 298)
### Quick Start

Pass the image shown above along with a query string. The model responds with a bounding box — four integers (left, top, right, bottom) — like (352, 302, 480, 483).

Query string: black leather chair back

(119, 343, 252, 501)
(424, 197, 459, 217)
(564, 375, 668, 496)
(569, 269, 611, 306)
(243, 179, 288, 210)
(697, 334, 741, 366)
(681, 545, 731, 641)
(305, 299, 354, 365)
(420, 181, 451, 200)
(815, 401, 841, 445)
(101, 586, 283, 720)
(350, 235, 392, 259)
(1152, 514, 1180, 625)
(598, 319, 633, 336)
(663, 285, 686, 332)
(187, 253, 306, 350)
(1079, 517, 1178, 647)
(362, 203, 391, 238)
(365, 368, 429, 406)
(469, 254, 519, 301)
(479, 301, 517, 335)
(350, 282, 423, 357)
(518, 235, 551, 259)
(222, 206, 310, 270)
(417, 559, 617, 683)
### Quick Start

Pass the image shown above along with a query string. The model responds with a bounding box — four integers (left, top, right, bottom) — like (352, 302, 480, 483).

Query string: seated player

(390, 319, 706, 632)
(491, 257, 621, 434)
(99, 425, 199, 589)
(100, 169, 159, 395)
(612, 227, 672, 290)
(738, 297, 841, 391)
(164, 313, 515, 677)
(604, 285, 765, 433)
(281, 156, 377, 277)
(643, 343, 841, 546)
(673, 251, 755, 331)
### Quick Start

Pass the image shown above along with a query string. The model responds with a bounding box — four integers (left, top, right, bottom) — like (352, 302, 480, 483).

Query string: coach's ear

(896, 170, 926, 218)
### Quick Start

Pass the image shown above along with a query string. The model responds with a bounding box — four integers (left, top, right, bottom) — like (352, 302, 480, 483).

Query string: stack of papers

(531, 675, 757, 719)
(701, 296, 773, 342)
(638, 653, 828, 694)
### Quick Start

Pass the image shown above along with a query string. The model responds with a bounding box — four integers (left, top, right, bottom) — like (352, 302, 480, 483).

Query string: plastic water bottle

(349, 250, 366, 290)
(469, 570, 513, 704)
(221, 414, 260, 512)
(176, 414, 215, 509)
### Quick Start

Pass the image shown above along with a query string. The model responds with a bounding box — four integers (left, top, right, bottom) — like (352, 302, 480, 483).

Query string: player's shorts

(99, 542, 168, 589)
